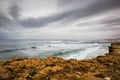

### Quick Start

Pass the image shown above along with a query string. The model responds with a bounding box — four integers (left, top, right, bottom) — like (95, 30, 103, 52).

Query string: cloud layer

(0, 0, 120, 39)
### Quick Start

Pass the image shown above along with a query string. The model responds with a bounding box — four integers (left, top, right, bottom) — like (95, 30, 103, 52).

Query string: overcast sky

(0, 0, 120, 39)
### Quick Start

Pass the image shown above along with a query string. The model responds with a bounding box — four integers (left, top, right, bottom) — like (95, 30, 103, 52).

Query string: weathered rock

(109, 43, 120, 54)
(0, 43, 120, 80)
(104, 77, 111, 80)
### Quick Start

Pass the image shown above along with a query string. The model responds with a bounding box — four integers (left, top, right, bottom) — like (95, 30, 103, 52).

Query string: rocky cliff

(0, 43, 120, 80)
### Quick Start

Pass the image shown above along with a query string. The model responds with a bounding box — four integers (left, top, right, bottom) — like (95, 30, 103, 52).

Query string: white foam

(65, 46, 101, 60)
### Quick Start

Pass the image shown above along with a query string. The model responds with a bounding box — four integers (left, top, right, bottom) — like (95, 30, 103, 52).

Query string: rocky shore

(0, 43, 120, 80)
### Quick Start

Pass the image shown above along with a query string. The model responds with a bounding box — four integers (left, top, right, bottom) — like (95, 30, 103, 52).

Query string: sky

(0, 0, 120, 40)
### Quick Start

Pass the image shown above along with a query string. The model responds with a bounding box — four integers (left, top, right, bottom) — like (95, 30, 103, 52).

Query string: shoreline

(0, 43, 120, 80)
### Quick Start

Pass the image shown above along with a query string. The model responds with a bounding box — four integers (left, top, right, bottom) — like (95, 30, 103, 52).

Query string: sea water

(0, 39, 116, 60)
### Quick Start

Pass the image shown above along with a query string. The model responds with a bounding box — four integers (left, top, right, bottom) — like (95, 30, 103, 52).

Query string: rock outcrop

(0, 43, 120, 80)
(109, 43, 120, 54)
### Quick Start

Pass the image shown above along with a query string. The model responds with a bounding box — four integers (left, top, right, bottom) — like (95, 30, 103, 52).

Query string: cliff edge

(0, 43, 120, 80)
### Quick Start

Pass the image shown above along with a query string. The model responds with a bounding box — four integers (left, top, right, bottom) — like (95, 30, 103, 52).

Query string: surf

(65, 46, 101, 60)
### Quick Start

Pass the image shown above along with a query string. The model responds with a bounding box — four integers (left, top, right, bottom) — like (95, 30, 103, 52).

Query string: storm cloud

(0, 12, 11, 27)
(0, 0, 120, 39)
(9, 4, 21, 19)
(101, 18, 120, 26)
(19, 0, 120, 28)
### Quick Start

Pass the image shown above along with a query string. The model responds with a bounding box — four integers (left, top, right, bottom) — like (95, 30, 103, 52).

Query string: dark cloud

(0, 0, 120, 39)
(86, 0, 120, 12)
(77, 17, 120, 29)
(9, 4, 21, 19)
(58, 0, 95, 8)
(1, 0, 120, 28)
(20, 10, 74, 27)
(0, 1, 20, 27)
(66, 0, 120, 21)
(102, 18, 120, 26)
(58, 0, 84, 7)
(0, 12, 11, 27)
(20, 0, 120, 28)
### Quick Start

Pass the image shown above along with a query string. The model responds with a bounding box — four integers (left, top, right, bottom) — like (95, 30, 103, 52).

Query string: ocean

(0, 39, 117, 60)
